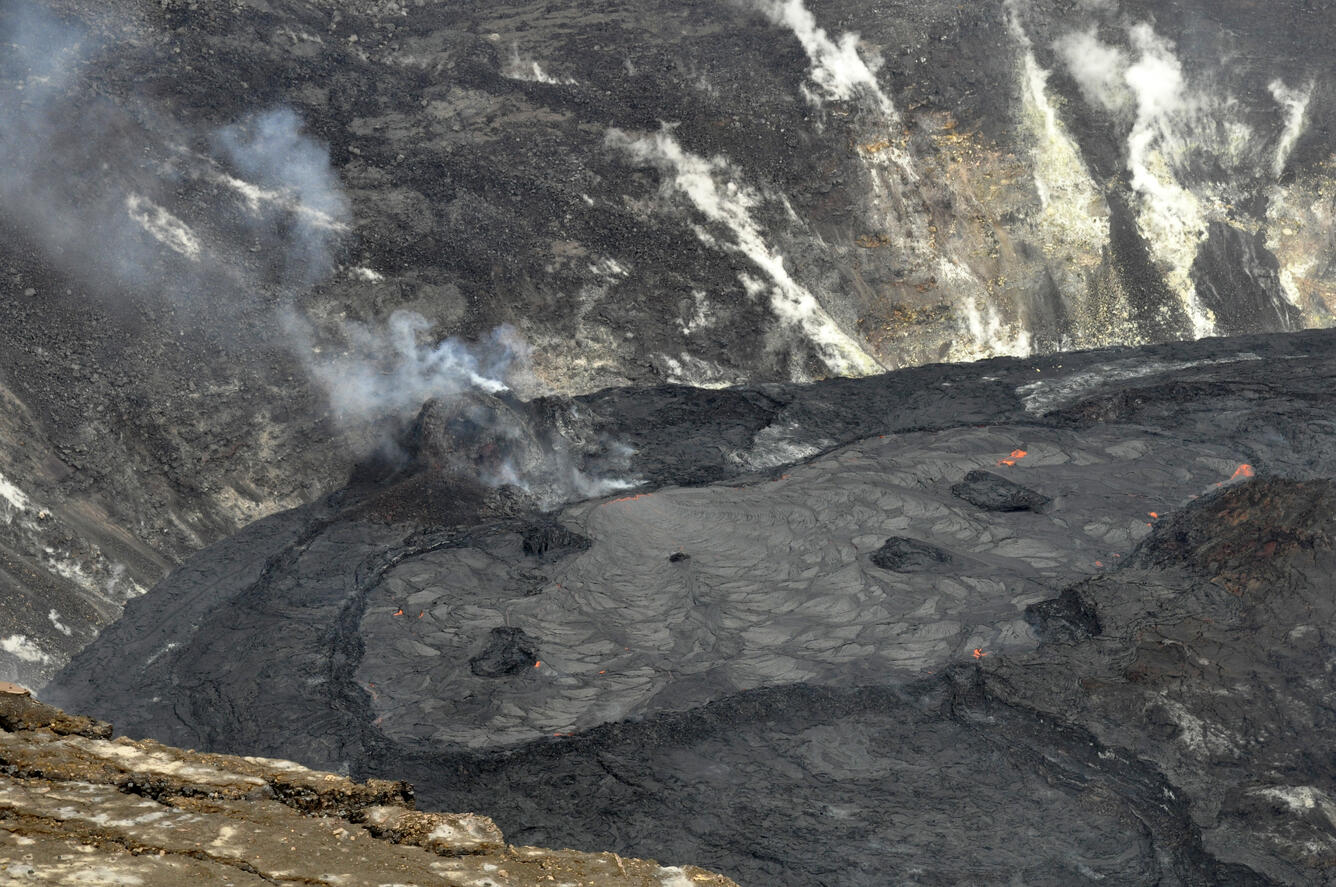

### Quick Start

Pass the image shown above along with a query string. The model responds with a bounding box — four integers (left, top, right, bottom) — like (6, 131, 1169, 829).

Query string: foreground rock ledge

(0, 685, 735, 887)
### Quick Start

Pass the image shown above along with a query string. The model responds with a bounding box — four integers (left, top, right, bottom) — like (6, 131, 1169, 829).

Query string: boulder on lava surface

(522, 522, 591, 561)
(870, 536, 954, 572)
(951, 469, 1051, 512)
(469, 627, 540, 678)
(1025, 587, 1101, 643)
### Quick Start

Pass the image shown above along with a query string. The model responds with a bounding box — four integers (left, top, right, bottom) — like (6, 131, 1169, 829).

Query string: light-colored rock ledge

(0, 683, 736, 887)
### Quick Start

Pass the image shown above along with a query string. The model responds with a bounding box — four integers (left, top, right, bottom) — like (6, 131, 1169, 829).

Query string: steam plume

(754, 0, 897, 119)
(1269, 79, 1313, 179)
(1, 3, 633, 508)
(212, 108, 350, 289)
(503, 43, 577, 86)
(1053, 28, 1134, 114)
(0, 3, 347, 309)
(606, 126, 883, 379)
(294, 310, 527, 424)
(1053, 24, 1232, 336)
(288, 308, 635, 504)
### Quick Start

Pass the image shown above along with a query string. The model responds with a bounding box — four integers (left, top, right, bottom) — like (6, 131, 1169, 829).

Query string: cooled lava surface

(51, 329, 1336, 885)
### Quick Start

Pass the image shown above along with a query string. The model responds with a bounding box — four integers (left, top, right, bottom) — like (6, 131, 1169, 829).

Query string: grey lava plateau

(4, 0, 1336, 884)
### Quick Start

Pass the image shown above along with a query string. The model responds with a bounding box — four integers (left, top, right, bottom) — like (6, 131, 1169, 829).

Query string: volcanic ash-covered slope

(49, 328, 1336, 885)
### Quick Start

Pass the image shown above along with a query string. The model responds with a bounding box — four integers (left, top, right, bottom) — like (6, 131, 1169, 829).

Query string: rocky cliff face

(3, 0, 1336, 685)
(0, 683, 737, 886)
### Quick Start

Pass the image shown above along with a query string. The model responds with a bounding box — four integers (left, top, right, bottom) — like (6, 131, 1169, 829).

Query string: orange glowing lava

(607, 492, 652, 505)
(1215, 464, 1257, 488)
(972, 648, 988, 660)
(997, 449, 1028, 467)
(534, 660, 542, 669)
(1148, 512, 1159, 519)
(392, 608, 403, 616)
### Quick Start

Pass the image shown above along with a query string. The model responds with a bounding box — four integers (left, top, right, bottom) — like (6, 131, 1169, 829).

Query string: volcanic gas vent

(382, 393, 637, 508)
(404, 393, 549, 486)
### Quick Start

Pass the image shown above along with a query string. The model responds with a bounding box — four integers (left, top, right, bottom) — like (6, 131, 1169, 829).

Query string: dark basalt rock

(869, 536, 953, 572)
(951, 469, 1052, 512)
(6, 0, 1336, 692)
(522, 523, 591, 561)
(1025, 587, 1102, 644)
(1132, 476, 1334, 589)
(469, 627, 540, 678)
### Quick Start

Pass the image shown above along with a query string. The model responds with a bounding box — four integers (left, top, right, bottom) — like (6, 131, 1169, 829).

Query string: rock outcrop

(0, 684, 736, 887)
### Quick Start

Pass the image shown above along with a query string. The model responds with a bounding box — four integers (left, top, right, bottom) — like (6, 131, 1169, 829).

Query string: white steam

(1269, 79, 1313, 179)
(1121, 25, 1213, 336)
(1052, 17, 1323, 337)
(939, 259, 1033, 360)
(0, 5, 349, 305)
(291, 310, 637, 503)
(124, 194, 203, 260)
(212, 107, 351, 289)
(296, 310, 525, 424)
(2, 3, 634, 509)
(1054, 24, 1215, 336)
(48, 609, 72, 637)
(1009, 7, 1110, 249)
(0, 472, 33, 518)
(1, 634, 52, 665)
(606, 127, 883, 379)
(504, 44, 577, 85)
(754, 0, 897, 119)
(1054, 29, 1133, 114)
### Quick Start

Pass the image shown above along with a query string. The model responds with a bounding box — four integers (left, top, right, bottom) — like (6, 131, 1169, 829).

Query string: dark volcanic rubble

(992, 476, 1336, 883)
(48, 328, 1336, 885)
